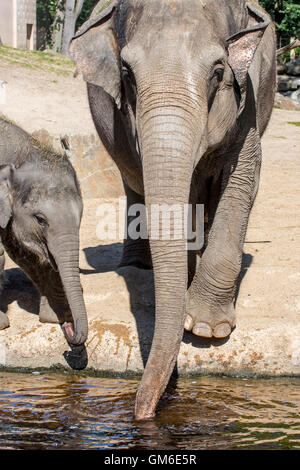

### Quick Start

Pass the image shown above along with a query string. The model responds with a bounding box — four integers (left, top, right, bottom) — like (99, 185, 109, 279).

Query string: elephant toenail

(184, 314, 193, 331)
(213, 323, 232, 338)
(193, 323, 213, 338)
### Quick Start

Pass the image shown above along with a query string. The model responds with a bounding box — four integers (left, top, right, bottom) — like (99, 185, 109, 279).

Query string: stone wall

(32, 129, 124, 199)
(0, 0, 14, 47)
(16, 0, 36, 49)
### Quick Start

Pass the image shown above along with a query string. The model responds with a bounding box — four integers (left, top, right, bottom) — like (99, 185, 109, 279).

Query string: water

(0, 371, 299, 450)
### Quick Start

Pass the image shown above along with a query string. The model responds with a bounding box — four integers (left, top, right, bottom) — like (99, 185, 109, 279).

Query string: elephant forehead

(38, 197, 82, 221)
(124, 0, 204, 17)
(117, 0, 224, 59)
(119, 0, 205, 34)
(13, 169, 78, 204)
(117, 0, 248, 49)
(20, 191, 82, 224)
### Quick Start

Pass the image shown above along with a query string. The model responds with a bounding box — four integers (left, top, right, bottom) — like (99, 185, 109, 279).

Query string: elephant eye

(213, 67, 224, 82)
(122, 60, 135, 80)
(33, 214, 47, 227)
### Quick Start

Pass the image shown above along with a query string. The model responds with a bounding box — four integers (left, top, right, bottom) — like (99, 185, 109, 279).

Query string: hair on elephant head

(70, 0, 276, 418)
(0, 117, 88, 352)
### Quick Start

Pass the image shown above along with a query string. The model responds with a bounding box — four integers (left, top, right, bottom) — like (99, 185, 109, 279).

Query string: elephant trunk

(135, 86, 202, 419)
(49, 233, 88, 346)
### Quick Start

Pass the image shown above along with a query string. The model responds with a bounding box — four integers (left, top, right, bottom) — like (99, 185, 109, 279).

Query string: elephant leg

(185, 129, 262, 338)
(0, 240, 9, 330)
(119, 181, 152, 270)
(39, 295, 60, 323)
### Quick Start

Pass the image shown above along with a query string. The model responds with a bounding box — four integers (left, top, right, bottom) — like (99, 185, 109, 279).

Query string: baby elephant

(0, 116, 88, 347)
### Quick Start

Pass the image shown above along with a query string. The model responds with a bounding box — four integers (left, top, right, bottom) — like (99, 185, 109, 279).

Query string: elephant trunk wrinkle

(50, 232, 88, 346)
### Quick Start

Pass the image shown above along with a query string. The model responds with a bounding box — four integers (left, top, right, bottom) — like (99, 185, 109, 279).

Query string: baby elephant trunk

(49, 233, 88, 346)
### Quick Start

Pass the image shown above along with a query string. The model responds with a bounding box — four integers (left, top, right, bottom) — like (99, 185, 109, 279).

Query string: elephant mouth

(46, 246, 58, 271)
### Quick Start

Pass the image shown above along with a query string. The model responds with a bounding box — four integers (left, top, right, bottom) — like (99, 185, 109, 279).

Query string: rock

(277, 75, 300, 92)
(278, 76, 290, 92)
(290, 89, 300, 103)
(277, 62, 287, 75)
(291, 78, 300, 91)
(286, 59, 300, 77)
(274, 93, 300, 111)
(31, 130, 124, 199)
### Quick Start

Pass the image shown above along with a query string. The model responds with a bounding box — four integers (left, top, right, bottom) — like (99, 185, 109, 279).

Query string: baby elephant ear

(69, 0, 121, 108)
(227, 2, 271, 114)
(0, 164, 14, 229)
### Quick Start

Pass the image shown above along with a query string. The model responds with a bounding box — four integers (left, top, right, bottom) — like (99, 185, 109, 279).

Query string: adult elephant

(70, 0, 276, 419)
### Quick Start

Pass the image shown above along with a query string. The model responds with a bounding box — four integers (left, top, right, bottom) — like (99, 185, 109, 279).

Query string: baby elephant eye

(214, 67, 224, 82)
(34, 214, 47, 227)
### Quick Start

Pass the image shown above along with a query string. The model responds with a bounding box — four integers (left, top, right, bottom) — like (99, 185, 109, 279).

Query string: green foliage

(37, 0, 58, 26)
(278, 4, 300, 38)
(36, 0, 60, 48)
(280, 47, 300, 63)
(76, 0, 99, 29)
(259, 1, 300, 42)
(36, 0, 100, 49)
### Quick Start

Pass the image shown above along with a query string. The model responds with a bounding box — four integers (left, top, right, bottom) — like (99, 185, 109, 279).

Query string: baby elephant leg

(0, 241, 9, 330)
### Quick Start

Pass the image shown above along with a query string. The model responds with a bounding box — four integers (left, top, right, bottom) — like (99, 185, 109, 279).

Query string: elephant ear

(0, 164, 14, 229)
(227, 2, 271, 114)
(69, 0, 121, 108)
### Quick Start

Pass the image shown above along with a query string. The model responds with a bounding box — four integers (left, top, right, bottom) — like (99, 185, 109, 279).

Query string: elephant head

(70, 0, 271, 418)
(0, 154, 88, 347)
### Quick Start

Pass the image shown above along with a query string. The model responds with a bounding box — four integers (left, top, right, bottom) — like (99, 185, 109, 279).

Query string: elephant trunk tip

(134, 379, 164, 421)
(134, 398, 157, 421)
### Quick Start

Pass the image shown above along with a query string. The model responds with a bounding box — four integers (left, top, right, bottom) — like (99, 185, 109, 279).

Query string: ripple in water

(0, 372, 299, 450)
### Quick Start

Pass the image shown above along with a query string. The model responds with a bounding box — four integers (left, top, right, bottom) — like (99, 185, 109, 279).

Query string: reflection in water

(0, 372, 299, 450)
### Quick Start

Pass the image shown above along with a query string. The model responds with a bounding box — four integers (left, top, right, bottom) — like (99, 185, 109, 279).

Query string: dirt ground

(0, 58, 299, 375)
(0, 54, 94, 136)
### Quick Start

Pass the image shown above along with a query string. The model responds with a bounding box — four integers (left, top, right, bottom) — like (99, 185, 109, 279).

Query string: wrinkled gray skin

(0, 117, 88, 347)
(70, 0, 276, 419)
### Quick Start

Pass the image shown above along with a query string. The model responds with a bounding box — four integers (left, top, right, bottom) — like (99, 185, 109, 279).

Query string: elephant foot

(39, 296, 72, 324)
(0, 311, 9, 330)
(184, 291, 236, 339)
(119, 239, 152, 270)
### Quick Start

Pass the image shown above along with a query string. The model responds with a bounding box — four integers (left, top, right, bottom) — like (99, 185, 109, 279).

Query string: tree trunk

(52, 0, 65, 53)
(61, 0, 84, 56)
(290, 37, 296, 61)
(277, 38, 300, 57)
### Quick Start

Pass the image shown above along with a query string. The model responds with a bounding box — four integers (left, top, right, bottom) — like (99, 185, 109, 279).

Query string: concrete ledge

(0, 293, 299, 377)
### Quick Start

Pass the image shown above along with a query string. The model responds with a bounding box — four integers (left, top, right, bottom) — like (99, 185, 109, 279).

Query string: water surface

(0, 372, 299, 450)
